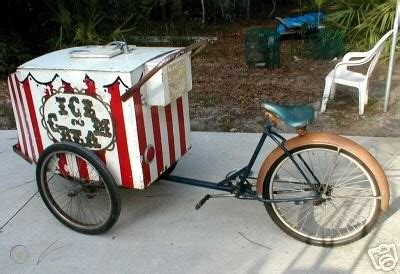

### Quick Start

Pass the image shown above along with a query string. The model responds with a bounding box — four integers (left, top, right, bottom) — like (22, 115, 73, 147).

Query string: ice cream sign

(41, 93, 114, 150)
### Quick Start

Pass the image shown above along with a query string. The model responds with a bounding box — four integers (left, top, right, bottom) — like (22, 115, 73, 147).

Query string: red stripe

(62, 81, 73, 93)
(64, 79, 106, 181)
(15, 75, 37, 162)
(165, 104, 176, 164)
(151, 107, 164, 175)
(83, 79, 106, 164)
(63, 83, 73, 94)
(84, 77, 96, 94)
(176, 97, 187, 155)
(58, 153, 69, 177)
(108, 81, 134, 188)
(8, 75, 28, 158)
(21, 77, 43, 155)
(96, 152, 107, 164)
(76, 157, 89, 181)
(133, 89, 151, 186)
(62, 80, 91, 178)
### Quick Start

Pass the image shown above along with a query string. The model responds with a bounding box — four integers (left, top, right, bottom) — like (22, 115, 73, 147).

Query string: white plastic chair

(320, 30, 393, 115)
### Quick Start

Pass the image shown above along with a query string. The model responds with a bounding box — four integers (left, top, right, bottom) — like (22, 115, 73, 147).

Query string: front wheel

(264, 143, 384, 246)
(36, 142, 121, 234)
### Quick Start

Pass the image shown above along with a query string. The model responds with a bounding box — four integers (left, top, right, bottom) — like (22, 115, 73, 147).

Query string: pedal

(195, 194, 211, 210)
(195, 193, 236, 210)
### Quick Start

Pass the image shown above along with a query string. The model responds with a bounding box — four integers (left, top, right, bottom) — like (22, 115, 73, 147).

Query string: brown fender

(256, 132, 390, 211)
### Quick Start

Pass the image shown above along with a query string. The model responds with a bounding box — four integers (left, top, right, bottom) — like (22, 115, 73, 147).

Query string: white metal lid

(69, 45, 125, 58)
(18, 45, 180, 73)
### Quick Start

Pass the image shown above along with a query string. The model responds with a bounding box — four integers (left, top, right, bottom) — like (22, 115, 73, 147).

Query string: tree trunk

(246, 0, 250, 20)
(171, 0, 183, 20)
(160, 0, 167, 21)
(269, 0, 276, 19)
(201, 0, 205, 25)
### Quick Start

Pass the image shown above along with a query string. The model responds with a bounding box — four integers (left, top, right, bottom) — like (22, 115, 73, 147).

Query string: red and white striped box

(8, 45, 192, 189)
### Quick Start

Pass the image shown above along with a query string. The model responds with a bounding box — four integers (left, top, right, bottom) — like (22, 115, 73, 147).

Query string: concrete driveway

(0, 130, 399, 273)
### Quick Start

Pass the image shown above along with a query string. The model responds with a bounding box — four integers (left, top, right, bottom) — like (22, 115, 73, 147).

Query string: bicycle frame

(161, 120, 322, 204)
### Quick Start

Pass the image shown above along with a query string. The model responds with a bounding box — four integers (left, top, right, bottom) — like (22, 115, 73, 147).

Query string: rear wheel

(36, 142, 121, 234)
(264, 144, 382, 246)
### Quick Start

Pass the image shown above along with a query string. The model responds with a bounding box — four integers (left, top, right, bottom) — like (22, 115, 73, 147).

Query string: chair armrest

(331, 58, 371, 80)
(342, 51, 370, 62)
(335, 53, 374, 70)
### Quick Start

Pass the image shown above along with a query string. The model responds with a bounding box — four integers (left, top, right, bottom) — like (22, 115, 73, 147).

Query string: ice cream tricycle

(7, 40, 389, 247)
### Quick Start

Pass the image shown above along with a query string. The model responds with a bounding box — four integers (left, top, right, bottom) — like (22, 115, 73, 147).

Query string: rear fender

(256, 133, 390, 211)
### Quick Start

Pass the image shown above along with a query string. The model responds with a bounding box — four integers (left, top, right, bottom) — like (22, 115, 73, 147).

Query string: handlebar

(120, 39, 208, 102)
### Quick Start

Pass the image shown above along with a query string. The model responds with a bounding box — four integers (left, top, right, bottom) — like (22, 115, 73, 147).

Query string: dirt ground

(188, 23, 400, 137)
(1, 22, 400, 137)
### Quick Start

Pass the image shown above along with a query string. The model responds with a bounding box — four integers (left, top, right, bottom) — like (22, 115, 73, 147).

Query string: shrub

(323, 0, 396, 52)
(0, 35, 32, 79)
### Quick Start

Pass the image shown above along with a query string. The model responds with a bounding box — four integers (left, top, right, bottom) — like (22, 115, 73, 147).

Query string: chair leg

(329, 83, 336, 99)
(360, 82, 368, 107)
(321, 96, 329, 113)
(358, 88, 365, 115)
(364, 85, 369, 105)
(321, 79, 332, 112)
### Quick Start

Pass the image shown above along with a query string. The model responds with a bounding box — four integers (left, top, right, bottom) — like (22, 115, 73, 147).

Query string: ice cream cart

(7, 40, 389, 247)
(9, 41, 195, 188)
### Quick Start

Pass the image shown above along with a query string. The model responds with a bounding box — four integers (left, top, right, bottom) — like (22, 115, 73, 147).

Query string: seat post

(296, 127, 306, 136)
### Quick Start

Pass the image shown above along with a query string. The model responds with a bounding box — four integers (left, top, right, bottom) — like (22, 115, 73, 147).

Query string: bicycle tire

(36, 142, 121, 234)
(263, 144, 387, 246)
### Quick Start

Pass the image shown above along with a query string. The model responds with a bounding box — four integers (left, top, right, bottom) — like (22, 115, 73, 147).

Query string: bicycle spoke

(323, 147, 340, 193)
(42, 150, 112, 228)
(267, 145, 380, 244)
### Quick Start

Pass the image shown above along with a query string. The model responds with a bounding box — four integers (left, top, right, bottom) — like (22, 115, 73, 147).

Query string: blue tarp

(276, 12, 325, 34)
